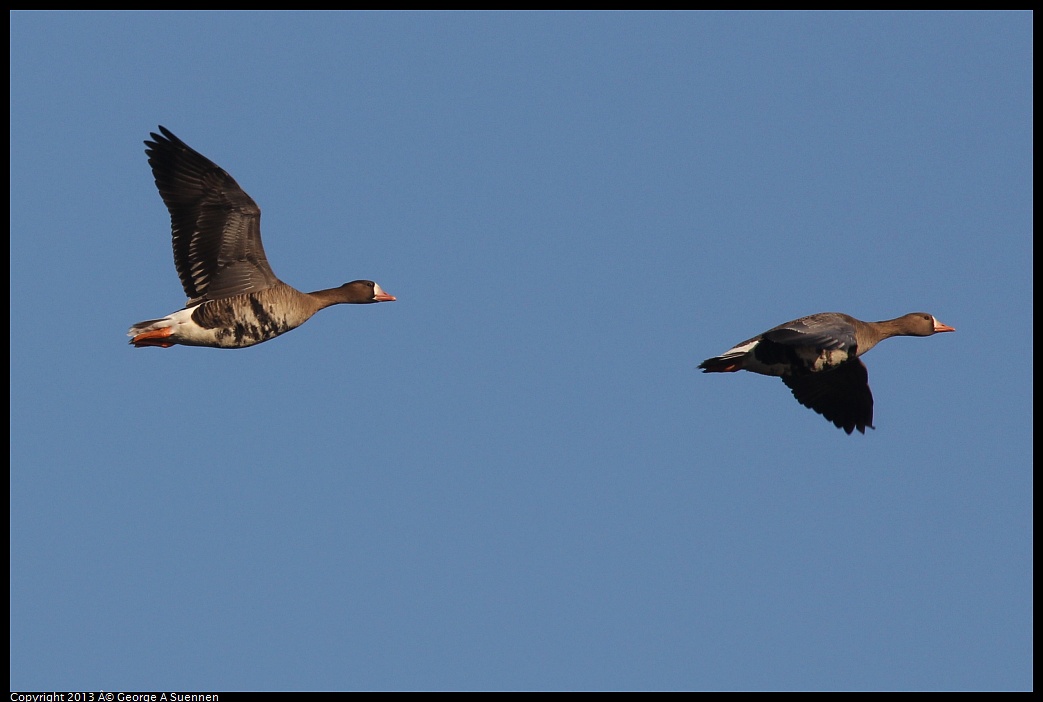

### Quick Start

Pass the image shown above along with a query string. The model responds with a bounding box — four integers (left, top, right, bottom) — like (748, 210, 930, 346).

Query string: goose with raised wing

(128, 126, 395, 349)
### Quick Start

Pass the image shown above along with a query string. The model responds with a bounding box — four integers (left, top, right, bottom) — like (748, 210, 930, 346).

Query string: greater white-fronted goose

(128, 126, 395, 349)
(698, 312, 955, 434)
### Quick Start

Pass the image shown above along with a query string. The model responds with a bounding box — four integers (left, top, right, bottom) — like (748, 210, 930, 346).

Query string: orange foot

(131, 327, 175, 348)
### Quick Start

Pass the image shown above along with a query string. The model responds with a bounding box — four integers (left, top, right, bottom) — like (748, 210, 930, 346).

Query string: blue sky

(10, 11, 1032, 692)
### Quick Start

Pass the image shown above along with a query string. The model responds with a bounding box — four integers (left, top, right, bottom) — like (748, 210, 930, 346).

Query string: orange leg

(131, 327, 175, 348)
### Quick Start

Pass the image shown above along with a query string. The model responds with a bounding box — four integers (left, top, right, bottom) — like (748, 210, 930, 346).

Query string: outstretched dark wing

(781, 359, 874, 434)
(145, 126, 281, 304)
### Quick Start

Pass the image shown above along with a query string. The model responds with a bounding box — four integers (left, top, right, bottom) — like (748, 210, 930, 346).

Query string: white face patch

(373, 283, 387, 297)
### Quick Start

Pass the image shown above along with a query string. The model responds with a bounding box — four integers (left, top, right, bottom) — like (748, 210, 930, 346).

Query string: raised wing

(145, 126, 281, 304)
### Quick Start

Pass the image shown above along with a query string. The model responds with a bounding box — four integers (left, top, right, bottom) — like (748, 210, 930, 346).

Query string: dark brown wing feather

(145, 126, 281, 304)
(781, 359, 874, 434)
(761, 313, 857, 354)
